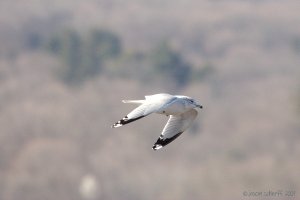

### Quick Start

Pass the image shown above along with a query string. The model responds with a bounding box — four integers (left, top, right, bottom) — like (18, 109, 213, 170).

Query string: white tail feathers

(122, 100, 145, 104)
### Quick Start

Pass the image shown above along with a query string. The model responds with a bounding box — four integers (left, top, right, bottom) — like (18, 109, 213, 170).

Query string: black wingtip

(152, 144, 162, 150)
(112, 121, 123, 128)
(112, 115, 145, 128)
(153, 132, 183, 150)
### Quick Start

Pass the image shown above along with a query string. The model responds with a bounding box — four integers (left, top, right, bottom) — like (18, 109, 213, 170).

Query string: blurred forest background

(1, 0, 300, 199)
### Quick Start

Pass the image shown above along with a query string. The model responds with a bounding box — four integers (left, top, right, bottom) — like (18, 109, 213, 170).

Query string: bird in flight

(112, 93, 203, 150)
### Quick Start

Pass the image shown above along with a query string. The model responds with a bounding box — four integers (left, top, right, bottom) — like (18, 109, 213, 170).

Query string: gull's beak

(197, 104, 203, 109)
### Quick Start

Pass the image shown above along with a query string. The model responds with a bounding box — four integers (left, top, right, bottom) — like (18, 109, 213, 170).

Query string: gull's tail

(122, 100, 145, 104)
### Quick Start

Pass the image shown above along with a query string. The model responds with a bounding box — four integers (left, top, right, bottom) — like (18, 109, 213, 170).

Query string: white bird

(112, 93, 203, 150)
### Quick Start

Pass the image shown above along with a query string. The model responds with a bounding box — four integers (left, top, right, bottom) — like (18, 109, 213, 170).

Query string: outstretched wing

(112, 103, 150, 128)
(112, 95, 176, 128)
(152, 109, 198, 150)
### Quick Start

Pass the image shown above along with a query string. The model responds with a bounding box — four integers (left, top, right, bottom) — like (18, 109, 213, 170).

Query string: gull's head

(181, 96, 203, 109)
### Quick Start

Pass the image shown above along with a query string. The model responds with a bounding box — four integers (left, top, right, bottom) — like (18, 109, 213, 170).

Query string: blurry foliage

(19, 25, 212, 89)
(92, 40, 209, 89)
(297, 89, 300, 116)
(25, 32, 43, 50)
(291, 37, 300, 53)
(59, 30, 82, 83)
(46, 29, 122, 84)
(104, 51, 150, 81)
(88, 29, 121, 60)
(227, 148, 248, 162)
(150, 43, 192, 87)
(191, 62, 214, 81)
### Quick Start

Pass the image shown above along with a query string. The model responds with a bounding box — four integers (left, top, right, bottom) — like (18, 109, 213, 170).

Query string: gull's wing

(152, 109, 198, 150)
(112, 103, 150, 128)
(145, 93, 173, 100)
(112, 95, 176, 128)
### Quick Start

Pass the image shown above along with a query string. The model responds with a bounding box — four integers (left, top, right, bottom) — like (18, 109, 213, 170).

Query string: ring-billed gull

(112, 93, 203, 150)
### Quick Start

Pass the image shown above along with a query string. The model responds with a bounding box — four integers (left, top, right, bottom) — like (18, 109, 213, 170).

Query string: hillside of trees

(0, 0, 300, 200)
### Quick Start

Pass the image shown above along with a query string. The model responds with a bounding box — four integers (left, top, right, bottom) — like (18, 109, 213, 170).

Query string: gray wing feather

(127, 103, 150, 119)
(128, 95, 176, 119)
(112, 95, 176, 128)
(152, 109, 198, 150)
(145, 93, 173, 100)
